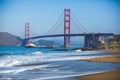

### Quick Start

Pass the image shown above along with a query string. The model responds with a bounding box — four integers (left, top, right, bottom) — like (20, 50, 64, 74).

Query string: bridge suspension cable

(71, 17, 86, 33)
(45, 11, 64, 34)
(44, 10, 88, 35)
(71, 11, 89, 33)
(50, 19, 63, 34)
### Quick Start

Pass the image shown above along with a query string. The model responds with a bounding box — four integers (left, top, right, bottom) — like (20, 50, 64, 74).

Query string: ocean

(0, 46, 120, 80)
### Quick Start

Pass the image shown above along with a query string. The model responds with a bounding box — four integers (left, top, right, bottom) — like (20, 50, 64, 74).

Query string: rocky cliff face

(0, 32, 22, 46)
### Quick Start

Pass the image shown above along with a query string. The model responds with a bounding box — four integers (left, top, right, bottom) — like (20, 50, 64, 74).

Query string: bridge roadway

(25, 33, 114, 40)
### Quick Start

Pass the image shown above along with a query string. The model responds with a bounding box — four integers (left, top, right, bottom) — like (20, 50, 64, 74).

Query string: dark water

(0, 46, 120, 80)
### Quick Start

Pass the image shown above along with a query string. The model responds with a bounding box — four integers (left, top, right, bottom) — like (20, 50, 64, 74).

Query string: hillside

(99, 34, 120, 53)
(0, 32, 22, 46)
(35, 40, 56, 46)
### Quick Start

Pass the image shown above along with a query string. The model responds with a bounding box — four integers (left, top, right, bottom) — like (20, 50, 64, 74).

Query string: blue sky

(0, 0, 120, 38)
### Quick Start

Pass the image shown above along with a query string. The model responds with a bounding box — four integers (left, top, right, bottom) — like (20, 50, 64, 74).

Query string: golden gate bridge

(23, 9, 114, 48)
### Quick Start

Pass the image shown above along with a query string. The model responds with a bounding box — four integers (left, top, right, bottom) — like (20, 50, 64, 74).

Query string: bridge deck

(25, 33, 114, 40)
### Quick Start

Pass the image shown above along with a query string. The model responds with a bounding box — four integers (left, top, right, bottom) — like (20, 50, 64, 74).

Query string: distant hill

(0, 32, 22, 46)
(35, 40, 55, 46)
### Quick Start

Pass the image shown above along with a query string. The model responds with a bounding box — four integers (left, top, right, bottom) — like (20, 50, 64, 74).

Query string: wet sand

(86, 56, 120, 63)
(78, 69, 120, 80)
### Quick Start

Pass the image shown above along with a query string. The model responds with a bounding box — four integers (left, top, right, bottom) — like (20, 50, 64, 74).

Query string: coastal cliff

(0, 32, 22, 46)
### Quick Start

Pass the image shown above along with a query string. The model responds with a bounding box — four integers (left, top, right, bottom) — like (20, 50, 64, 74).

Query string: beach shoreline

(78, 49, 120, 80)
(86, 56, 120, 63)
(78, 69, 120, 80)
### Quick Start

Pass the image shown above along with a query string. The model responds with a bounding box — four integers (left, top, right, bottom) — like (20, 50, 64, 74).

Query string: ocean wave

(0, 52, 14, 56)
(31, 51, 43, 55)
(0, 51, 110, 68)
(0, 58, 21, 67)
(0, 64, 49, 74)
(0, 50, 120, 80)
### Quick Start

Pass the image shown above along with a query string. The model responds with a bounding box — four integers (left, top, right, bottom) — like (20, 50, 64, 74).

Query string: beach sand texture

(87, 56, 120, 63)
(78, 69, 120, 80)
(79, 51, 120, 80)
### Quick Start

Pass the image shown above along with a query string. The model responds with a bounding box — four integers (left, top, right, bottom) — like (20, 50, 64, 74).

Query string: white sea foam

(0, 51, 109, 68)
(0, 59, 21, 67)
(0, 52, 43, 67)
(75, 49, 82, 52)
(0, 64, 49, 74)
(31, 51, 43, 55)
(0, 51, 108, 67)
(38, 55, 107, 62)
(0, 68, 26, 74)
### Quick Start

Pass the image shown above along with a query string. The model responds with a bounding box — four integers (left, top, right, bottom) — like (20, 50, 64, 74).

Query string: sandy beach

(78, 69, 120, 80)
(86, 49, 120, 63)
(78, 50, 120, 80)
(87, 56, 120, 63)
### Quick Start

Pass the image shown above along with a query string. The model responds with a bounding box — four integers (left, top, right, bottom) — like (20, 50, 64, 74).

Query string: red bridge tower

(25, 23, 30, 43)
(64, 9, 70, 47)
